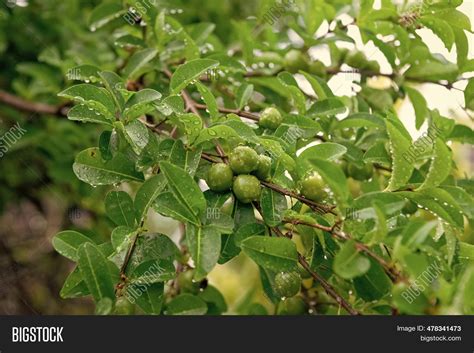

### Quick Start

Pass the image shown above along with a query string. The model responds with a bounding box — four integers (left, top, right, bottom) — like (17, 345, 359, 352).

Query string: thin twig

(0, 90, 68, 116)
(271, 226, 359, 315)
(285, 218, 402, 282)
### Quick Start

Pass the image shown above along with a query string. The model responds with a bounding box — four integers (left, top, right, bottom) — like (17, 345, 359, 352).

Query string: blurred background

(0, 0, 472, 314)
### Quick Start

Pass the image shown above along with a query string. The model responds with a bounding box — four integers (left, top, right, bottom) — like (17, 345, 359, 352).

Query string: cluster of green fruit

(206, 145, 271, 203)
(283, 48, 380, 76)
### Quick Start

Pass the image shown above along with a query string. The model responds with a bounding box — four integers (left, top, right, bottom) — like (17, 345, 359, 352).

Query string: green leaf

(464, 78, 474, 110)
(299, 71, 334, 99)
(59, 84, 115, 117)
(195, 82, 219, 120)
(337, 113, 384, 129)
(405, 87, 428, 129)
(127, 282, 164, 315)
(459, 243, 474, 260)
(186, 224, 221, 280)
(420, 16, 454, 50)
(236, 83, 254, 110)
(397, 189, 464, 228)
(448, 124, 474, 144)
(134, 174, 167, 222)
(160, 161, 206, 217)
(169, 140, 202, 177)
(99, 71, 125, 110)
(88, 3, 126, 31)
(73, 148, 144, 186)
(406, 60, 458, 82)
(67, 104, 113, 126)
(53, 230, 93, 261)
(241, 236, 298, 272)
(154, 192, 200, 224)
(193, 125, 243, 146)
(277, 72, 306, 113)
(60, 267, 90, 299)
(260, 189, 287, 227)
(67, 64, 101, 83)
(433, 9, 471, 31)
(308, 98, 347, 117)
(121, 120, 149, 155)
(166, 293, 207, 315)
(123, 89, 162, 121)
(299, 143, 347, 162)
(198, 285, 227, 314)
(122, 48, 158, 79)
(130, 260, 175, 284)
(453, 27, 468, 69)
(170, 59, 219, 94)
(105, 191, 136, 227)
(401, 219, 437, 250)
(77, 243, 115, 302)
(385, 120, 414, 191)
(333, 240, 370, 280)
(168, 113, 203, 144)
(353, 259, 392, 301)
(417, 138, 452, 190)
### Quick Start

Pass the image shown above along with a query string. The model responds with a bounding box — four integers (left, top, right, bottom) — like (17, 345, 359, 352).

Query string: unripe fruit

(254, 155, 272, 181)
(207, 163, 234, 192)
(345, 51, 368, 69)
(300, 172, 328, 202)
(277, 296, 308, 315)
(347, 163, 373, 181)
(233, 174, 261, 203)
(274, 271, 301, 298)
(284, 49, 309, 73)
(229, 146, 259, 174)
(177, 270, 200, 294)
(259, 107, 283, 130)
(308, 60, 326, 77)
(114, 297, 134, 315)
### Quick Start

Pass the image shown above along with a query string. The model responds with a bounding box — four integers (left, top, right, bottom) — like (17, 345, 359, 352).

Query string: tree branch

(0, 90, 68, 116)
(270, 226, 359, 315)
(284, 218, 403, 282)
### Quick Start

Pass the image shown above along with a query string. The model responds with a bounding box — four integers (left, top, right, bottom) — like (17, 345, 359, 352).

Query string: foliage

(2, 0, 473, 315)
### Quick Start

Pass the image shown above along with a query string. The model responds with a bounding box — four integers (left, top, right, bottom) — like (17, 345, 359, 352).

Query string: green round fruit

(177, 270, 200, 294)
(300, 173, 328, 202)
(259, 107, 283, 130)
(402, 200, 418, 215)
(308, 60, 326, 77)
(233, 174, 261, 203)
(347, 163, 373, 181)
(345, 51, 367, 69)
(114, 297, 134, 315)
(277, 296, 308, 315)
(229, 146, 259, 174)
(254, 155, 272, 181)
(207, 163, 234, 192)
(274, 271, 302, 298)
(284, 49, 309, 73)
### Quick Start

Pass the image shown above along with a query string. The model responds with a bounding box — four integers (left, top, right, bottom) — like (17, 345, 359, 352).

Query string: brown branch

(261, 181, 336, 215)
(270, 226, 359, 315)
(285, 218, 403, 282)
(0, 90, 68, 116)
